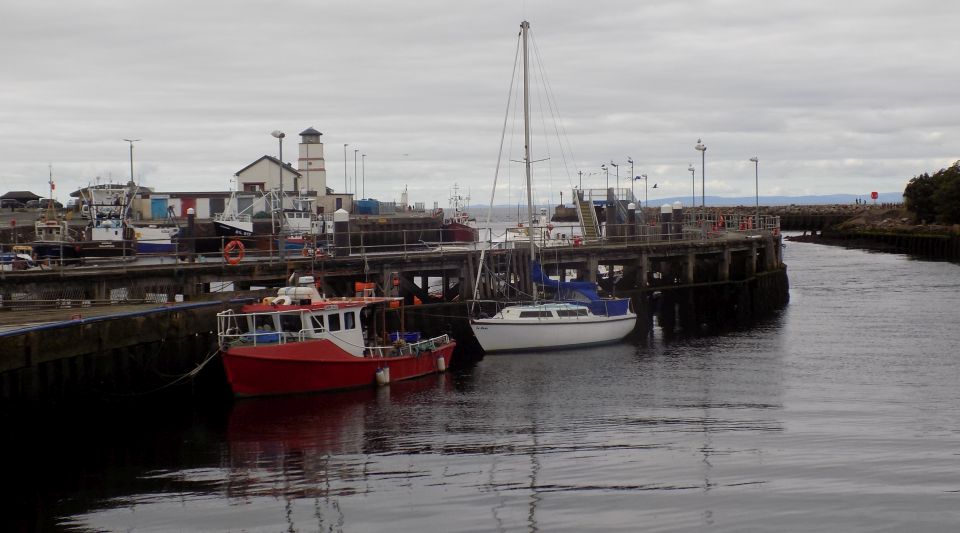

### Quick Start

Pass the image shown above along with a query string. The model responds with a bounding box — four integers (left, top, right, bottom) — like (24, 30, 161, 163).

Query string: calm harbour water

(8, 237, 960, 531)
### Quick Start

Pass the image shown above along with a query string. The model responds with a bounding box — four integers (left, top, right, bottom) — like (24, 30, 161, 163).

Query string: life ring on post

(223, 240, 245, 265)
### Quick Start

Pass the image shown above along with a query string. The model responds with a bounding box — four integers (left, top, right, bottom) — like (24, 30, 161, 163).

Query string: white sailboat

(469, 21, 636, 353)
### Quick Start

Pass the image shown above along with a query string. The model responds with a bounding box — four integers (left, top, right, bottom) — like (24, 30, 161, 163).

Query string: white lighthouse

(297, 127, 326, 196)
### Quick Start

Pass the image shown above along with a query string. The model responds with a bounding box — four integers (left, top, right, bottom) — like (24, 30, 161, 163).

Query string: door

(151, 198, 168, 219)
(180, 197, 197, 217)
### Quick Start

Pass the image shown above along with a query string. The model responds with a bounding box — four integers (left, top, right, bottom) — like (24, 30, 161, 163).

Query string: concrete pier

(1, 220, 788, 404)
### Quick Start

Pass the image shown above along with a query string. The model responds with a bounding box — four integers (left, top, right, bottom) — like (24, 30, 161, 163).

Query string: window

(519, 310, 554, 318)
(279, 313, 302, 333)
(328, 313, 341, 331)
(254, 315, 275, 331)
(310, 314, 325, 332)
(555, 308, 589, 317)
(344, 311, 356, 330)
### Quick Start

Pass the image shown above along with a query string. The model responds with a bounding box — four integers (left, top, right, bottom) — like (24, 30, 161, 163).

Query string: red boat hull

(221, 338, 456, 397)
(442, 222, 478, 243)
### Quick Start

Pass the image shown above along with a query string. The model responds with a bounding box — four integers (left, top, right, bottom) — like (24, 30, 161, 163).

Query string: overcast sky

(2, 0, 958, 207)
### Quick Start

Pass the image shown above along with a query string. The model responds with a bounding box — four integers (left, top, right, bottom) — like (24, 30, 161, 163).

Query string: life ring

(223, 240, 245, 265)
(715, 214, 725, 231)
(301, 247, 309, 257)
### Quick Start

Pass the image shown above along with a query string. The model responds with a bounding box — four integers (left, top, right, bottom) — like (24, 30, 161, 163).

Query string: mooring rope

(106, 347, 221, 397)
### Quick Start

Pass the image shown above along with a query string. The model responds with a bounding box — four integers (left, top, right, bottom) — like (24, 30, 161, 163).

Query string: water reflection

(51, 238, 960, 531)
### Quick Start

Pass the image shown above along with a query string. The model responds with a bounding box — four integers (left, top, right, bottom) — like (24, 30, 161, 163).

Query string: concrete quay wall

(0, 235, 789, 404)
(0, 302, 229, 406)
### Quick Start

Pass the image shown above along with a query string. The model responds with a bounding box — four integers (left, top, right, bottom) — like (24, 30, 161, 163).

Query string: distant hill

(638, 192, 904, 207)
(479, 192, 904, 209)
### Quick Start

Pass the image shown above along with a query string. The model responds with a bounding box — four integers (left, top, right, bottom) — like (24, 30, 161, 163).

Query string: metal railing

(467, 298, 631, 319)
(2, 211, 781, 272)
(217, 309, 450, 357)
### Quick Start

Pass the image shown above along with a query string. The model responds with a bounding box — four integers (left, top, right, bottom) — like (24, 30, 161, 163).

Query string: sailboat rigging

(468, 21, 636, 353)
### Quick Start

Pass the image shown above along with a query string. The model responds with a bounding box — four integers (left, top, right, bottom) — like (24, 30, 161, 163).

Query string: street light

(353, 149, 359, 197)
(627, 157, 634, 200)
(688, 164, 695, 211)
(361, 153, 367, 198)
(343, 144, 349, 193)
(610, 160, 619, 196)
(641, 174, 649, 209)
(123, 139, 140, 183)
(695, 138, 706, 209)
(633, 174, 650, 213)
(750, 156, 759, 230)
(601, 164, 609, 190)
(271, 130, 286, 258)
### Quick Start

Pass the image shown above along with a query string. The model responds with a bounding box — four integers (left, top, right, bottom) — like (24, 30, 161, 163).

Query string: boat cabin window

(519, 310, 554, 318)
(253, 314, 275, 331)
(278, 313, 302, 333)
(556, 308, 588, 317)
(310, 314, 325, 332)
(344, 311, 356, 330)
(328, 313, 341, 331)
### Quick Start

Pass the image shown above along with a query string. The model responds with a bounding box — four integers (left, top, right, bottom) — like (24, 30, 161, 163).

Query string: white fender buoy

(375, 367, 391, 386)
(436, 357, 447, 372)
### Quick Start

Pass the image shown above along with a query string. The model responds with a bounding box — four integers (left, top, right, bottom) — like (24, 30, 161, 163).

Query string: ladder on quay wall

(575, 189, 600, 241)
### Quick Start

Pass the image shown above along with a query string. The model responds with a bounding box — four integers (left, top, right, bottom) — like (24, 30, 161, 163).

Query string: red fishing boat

(217, 275, 456, 397)
(440, 184, 479, 243)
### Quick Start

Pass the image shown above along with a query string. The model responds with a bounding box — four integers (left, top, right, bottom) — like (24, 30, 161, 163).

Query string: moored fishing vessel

(132, 224, 179, 254)
(217, 275, 456, 396)
(213, 191, 256, 238)
(441, 184, 479, 243)
(31, 217, 80, 261)
(78, 183, 137, 258)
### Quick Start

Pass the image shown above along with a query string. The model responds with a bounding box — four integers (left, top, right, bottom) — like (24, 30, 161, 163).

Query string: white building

(234, 156, 302, 196)
(234, 127, 351, 213)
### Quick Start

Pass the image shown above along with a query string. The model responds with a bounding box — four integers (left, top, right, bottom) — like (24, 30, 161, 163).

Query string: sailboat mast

(521, 20, 535, 263)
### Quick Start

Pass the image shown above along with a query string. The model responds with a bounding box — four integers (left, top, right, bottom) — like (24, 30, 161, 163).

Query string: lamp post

(610, 161, 619, 196)
(627, 157, 634, 199)
(688, 164, 695, 211)
(633, 174, 650, 212)
(750, 156, 759, 230)
(601, 164, 609, 190)
(343, 144, 348, 193)
(361, 153, 367, 198)
(695, 138, 706, 209)
(271, 130, 286, 258)
(353, 149, 359, 197)
(123, 139, 140, 183)
(641, 174, 648, 209)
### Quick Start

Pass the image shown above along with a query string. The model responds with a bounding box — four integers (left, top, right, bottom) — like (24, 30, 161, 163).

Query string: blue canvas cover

(530, 262, 631, 316)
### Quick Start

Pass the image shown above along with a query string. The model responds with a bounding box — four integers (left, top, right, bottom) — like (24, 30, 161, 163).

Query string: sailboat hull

(470, 314, 635, 353)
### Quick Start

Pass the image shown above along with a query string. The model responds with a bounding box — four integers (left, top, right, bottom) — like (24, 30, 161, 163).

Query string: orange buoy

(223, 240, 245, 265)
